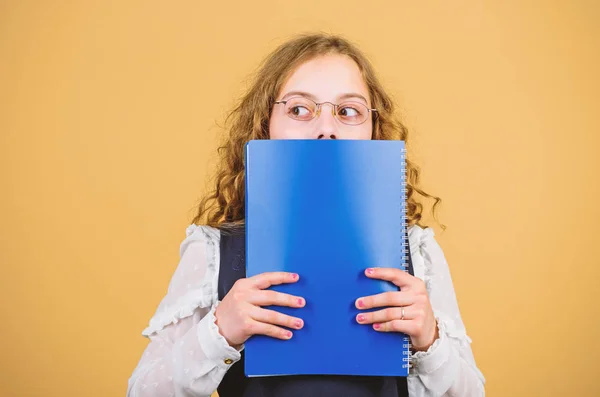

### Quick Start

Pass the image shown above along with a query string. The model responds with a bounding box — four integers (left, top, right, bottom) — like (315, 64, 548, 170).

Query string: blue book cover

(244, 139, 409, 377)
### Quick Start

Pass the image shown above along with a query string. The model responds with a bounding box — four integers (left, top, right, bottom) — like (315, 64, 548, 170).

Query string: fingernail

(357, 314, 365, 322)
(286, 331, 293, 338)
(297, 298, 305, 306)
(366, 268, 374, 275)
(291, 273, 298, 279)
(295, 319, 303, 328)
(373, 323, 381, 330)
(357, 299, 364, 308)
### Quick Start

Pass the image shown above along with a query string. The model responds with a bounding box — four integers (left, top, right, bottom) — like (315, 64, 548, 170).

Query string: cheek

(347, 124, 373, 140)
(361, 125, 373, 140)
(268, 116, 306, 139)
(267, 117, 278, 139)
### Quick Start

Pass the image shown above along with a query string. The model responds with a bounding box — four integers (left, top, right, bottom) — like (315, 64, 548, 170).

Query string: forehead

(279, 54, 370, 103)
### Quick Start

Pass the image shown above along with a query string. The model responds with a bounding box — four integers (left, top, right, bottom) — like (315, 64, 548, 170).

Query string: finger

(356, 307, 413, 324)
(251, 306, 304, 330)
(245, 319, 294, 340)
(365, 267, 418, 288)
(250, 272, 299, 290)
(373, 319, 416, 334)
(355, 291, 414, 309)
(248, 290, 305, 308)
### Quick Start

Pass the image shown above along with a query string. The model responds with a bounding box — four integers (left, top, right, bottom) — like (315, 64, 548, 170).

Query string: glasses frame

(273, 96, 378, 126)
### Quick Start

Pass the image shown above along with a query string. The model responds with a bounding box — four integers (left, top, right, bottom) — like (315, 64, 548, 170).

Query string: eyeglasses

(273, 96, 377, 126)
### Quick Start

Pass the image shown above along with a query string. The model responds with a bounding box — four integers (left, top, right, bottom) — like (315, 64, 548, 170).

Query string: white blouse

(127, 224, 486, 397)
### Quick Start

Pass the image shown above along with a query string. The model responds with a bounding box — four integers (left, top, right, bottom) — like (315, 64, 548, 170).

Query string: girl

(127, 33, 486, 397)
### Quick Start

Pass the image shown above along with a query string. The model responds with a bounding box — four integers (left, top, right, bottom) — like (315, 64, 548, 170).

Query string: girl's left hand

(355, 267, 439, 351)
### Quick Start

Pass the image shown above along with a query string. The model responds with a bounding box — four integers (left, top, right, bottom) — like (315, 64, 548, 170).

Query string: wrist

(411, 319, 439, 352)
(214, 306, 242, 349)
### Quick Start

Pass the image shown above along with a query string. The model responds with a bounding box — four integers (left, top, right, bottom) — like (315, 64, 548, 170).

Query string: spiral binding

(400, 145, 413, 371)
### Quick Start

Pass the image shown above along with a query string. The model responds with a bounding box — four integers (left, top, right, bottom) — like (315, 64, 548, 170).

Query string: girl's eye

(338, 106, 360, 118)
(290, 106, 311, 117)
(287, 104, 314, 120)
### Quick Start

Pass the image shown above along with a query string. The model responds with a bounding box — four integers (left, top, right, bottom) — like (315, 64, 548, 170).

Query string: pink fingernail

(357, 299, 364, 308)
(357, 314, 365, 322)
(366, 268, 374, 275)
(295, 320, 303, 328)
(297, 298, 304, 306)
(286, 331, 293, 338)
(291, 273, 298, 279)
(373, 323, 381, 330)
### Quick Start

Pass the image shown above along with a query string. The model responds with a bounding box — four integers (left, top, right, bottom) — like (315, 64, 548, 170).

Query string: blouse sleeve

(127, 225, 241, 397)
(406, 226, 486, 397)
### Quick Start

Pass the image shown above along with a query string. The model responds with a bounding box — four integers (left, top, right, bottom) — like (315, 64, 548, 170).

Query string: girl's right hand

(214, 272, 305, 348)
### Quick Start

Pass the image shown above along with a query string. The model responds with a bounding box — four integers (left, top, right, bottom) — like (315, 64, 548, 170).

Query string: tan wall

(1, 1, 598, 396)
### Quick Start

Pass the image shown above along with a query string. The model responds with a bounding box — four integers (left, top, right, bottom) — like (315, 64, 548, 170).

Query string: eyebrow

(280, 91, 369, 106)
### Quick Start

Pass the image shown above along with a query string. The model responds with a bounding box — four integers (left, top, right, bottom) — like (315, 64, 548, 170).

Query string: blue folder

(244, 139, 409, 377)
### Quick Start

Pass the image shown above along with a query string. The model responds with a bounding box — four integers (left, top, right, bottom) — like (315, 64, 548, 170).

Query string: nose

(313, 103, 338, 140)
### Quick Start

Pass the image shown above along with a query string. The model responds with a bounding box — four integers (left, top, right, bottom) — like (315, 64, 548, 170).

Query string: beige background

(1, 1, 599, 396)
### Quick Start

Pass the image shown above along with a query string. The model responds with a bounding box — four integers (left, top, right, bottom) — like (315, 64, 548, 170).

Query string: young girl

(127, 33, 486, 397)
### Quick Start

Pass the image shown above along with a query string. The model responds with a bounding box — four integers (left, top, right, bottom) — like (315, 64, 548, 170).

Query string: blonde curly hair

(192, 33, 442, 229)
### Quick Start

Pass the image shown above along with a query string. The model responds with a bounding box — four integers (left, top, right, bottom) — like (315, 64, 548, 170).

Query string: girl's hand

(355, 267, 439, 351)
(215, 272, 305, 347)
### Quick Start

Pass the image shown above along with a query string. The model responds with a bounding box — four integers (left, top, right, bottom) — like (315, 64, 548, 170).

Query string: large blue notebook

(244, 139, 409, 377)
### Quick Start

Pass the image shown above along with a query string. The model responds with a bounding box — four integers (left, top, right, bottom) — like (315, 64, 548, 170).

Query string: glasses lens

(337, 102, 368, 125)
(284, 97, 316, 121)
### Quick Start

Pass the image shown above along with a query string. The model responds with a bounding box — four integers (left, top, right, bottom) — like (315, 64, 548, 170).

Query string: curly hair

(192, 33, 442, 229)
